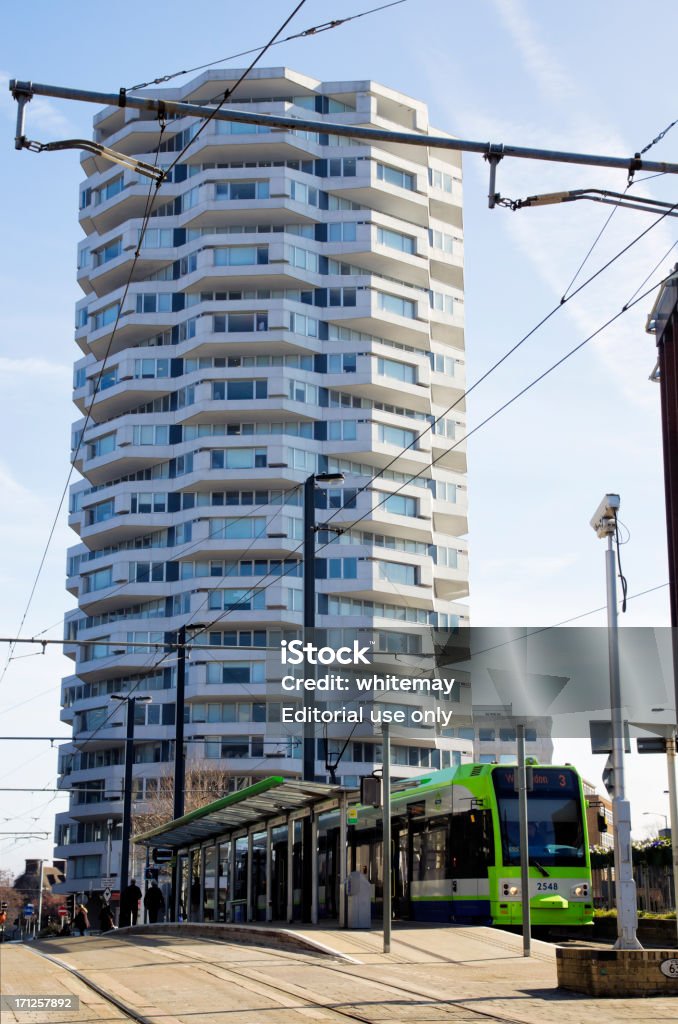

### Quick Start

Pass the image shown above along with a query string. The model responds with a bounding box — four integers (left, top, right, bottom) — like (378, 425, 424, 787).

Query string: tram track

(131, 933, 558, 1024)
(23, 945, 152, 1024)
(25, 931, 560, 1024)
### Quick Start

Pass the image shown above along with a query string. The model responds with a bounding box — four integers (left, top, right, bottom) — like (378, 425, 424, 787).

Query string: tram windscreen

(492, 767, 586, 867)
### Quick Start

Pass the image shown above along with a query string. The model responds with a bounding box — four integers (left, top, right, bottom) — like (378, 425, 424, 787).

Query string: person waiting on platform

(119, 880, 142, 927)
(143, 881, 165, 924)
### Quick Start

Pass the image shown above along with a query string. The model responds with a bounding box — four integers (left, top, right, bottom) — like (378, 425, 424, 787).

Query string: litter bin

(347, 870, 371, 928)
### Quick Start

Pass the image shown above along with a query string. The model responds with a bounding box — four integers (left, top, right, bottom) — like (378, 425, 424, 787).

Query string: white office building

(54, 68, 471, 893)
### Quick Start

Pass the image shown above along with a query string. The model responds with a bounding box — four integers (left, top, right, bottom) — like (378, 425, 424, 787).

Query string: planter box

(557, 947, 678, 997)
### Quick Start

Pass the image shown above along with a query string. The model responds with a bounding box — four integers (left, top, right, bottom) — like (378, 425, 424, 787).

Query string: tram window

(407, 801, 426, 819)
(450, 810, 493, 877)
(412, 827, 447, 882)
(497, 797, 585, 867)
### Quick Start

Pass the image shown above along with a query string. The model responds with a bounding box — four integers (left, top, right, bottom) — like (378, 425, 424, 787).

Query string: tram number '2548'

(536, 882, 559, 891)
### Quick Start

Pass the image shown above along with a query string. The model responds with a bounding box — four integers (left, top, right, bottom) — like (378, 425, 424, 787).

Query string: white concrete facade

(55, 69, 471, 893)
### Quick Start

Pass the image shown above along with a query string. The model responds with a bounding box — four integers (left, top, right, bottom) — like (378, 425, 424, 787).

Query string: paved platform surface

(2, 924, 676, 1024)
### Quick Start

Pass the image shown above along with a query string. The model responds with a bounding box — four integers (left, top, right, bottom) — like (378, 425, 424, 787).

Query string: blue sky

(0, 0, 676, 872)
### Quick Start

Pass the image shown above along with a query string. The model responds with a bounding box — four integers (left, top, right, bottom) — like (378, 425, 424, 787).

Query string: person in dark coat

(143, 881, 165, 923)
(99, 903, 116, 932)
(73, 905, 89, 936)
(119, 880, 143, 926)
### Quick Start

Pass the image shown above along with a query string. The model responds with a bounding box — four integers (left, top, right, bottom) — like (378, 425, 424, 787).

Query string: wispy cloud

(492, 0, 578, 105)
(482, 554, 579, 578)
(0, 71, 72, 135)
(424, 3, 675, 412)
(0, 357, 71, 380)
(0, 462, 30, 496)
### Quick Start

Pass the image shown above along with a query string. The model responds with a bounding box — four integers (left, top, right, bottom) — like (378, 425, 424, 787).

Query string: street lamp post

(302, 471, 344, 782)
(36, 859, 44, 935)
(301, 471, 343, 927)
(111, 694, 151, 910)
(643, 811, 669, 831)
(590, 493, 641, 949)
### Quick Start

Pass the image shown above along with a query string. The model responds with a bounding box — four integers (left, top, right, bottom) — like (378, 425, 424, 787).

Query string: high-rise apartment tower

(55, 69, 470, 895)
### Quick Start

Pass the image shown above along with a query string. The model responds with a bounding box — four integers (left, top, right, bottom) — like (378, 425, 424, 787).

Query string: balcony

(73, 369, 173, 421)
(326, 287, 430, 348)
(322, 351, 432, 412)
(80, 179, 181, 237)
(323, 557, 435, 608)
(324, 160, 430, 227)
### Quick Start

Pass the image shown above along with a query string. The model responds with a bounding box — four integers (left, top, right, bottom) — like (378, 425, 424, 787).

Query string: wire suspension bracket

(11, 80, 165, 182)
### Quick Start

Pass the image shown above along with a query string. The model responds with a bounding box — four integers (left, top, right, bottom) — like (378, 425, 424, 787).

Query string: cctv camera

(590, 493, 620, 537)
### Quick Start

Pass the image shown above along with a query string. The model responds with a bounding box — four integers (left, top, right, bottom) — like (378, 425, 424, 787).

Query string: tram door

(318, 827, 339, 918)
(252, 835, 267, 921)
(271, 836, 287, 920)
(450, 785, 494, 922)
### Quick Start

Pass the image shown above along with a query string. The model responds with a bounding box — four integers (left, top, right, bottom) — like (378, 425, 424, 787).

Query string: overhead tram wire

(10, 5, 317, 792)
(624, 238, 678, 306)
(24, 481, 303, 643)
(162, 0, 308, 180)
(124, 1, 407, 92)
(7, 43, 674, 671)
(316, 198, 678, 540)
(1, 583, 669, 789)
(0, 120, 170, 692)
(312, 270, 677, 558)
(1, 3, 310, 688)
(7, 240, 674, 687)
(560, 113, 678, 302)
(51, 482, 300, 785)
(184, 203, 678, 641)
(0, 578, 670, 659)
(10, 35, 672, 778)
(6, 208, 678, 684)
(5, 581, 672, 813)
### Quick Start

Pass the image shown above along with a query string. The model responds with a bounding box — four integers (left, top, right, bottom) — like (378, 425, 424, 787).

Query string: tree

(0, 870, 22, 929)
(132, 763, 231, 837)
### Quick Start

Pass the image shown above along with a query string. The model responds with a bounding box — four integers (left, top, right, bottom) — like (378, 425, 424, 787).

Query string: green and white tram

(340, 762, 593, 927)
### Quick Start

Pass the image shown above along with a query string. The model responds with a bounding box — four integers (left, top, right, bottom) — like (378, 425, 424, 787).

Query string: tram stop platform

(5, 922, 678, 1024)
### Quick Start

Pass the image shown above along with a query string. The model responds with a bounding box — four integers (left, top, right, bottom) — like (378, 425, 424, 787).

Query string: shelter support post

(266, 825, 273, 923)
(311, 814, 318, 925)
(287, 820, 294, 923)
(339, 792, 347, 929)
(246, 832, 254, 922)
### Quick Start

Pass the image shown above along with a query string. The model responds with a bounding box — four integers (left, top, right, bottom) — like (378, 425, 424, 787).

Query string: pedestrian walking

(143, 881, 165, 924)
(73, 905, 89, 936)
(119, 880, 142, 927)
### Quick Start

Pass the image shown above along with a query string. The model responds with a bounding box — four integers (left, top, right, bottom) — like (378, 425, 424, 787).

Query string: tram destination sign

(493, 767, 578, 796)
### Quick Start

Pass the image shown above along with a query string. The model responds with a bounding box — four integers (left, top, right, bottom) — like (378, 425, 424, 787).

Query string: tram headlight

(571, 883, 589, 897)
(502, 882, 520, 897)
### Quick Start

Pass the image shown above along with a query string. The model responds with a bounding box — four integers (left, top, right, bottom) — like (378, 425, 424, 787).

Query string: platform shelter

(134, 777, 352, 926)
